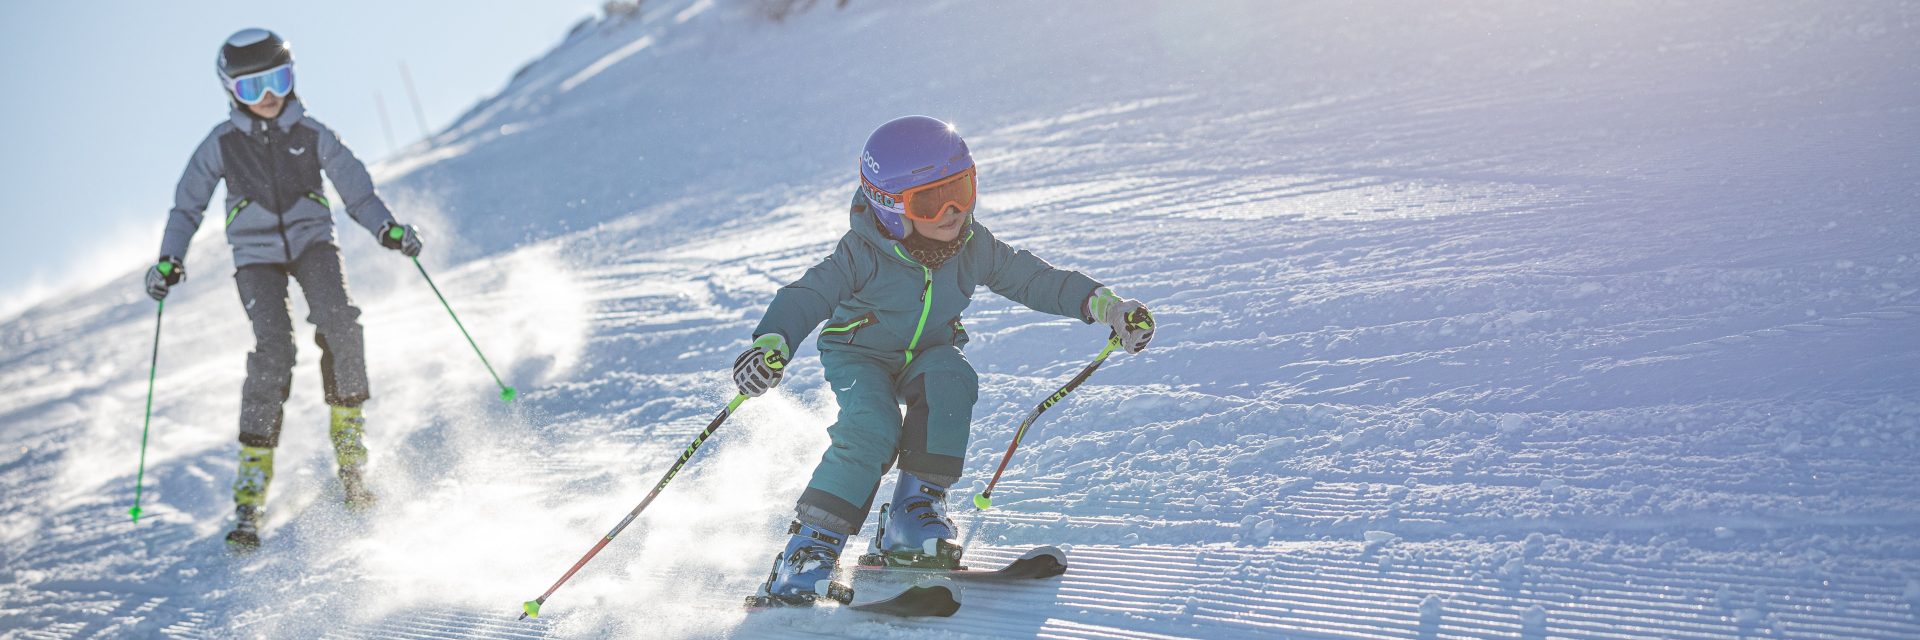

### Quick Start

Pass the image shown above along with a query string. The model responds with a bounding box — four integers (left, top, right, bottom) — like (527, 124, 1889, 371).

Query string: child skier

(734, 115, 1155, 604)
(143, 29, 424, 550)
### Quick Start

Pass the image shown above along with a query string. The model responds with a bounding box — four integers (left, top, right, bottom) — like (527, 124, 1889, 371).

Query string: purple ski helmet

(859, 115, 974, 239)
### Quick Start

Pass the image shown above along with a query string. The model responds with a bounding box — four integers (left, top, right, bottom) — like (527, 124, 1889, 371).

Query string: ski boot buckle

(856, 503, 966, 570)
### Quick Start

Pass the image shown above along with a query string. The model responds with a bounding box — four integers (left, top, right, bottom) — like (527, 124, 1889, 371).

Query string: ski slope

(4, 1, 1919, 638)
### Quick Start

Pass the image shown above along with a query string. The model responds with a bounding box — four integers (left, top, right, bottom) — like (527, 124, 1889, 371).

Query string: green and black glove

(732, 334, 790, 397)
(378, 221, 424, 257)
(145, 256, 186, 301)
(1086, 287, 1155, 354)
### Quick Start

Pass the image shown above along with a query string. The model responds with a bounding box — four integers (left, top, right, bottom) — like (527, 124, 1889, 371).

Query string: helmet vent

(911, 165, 935, 175)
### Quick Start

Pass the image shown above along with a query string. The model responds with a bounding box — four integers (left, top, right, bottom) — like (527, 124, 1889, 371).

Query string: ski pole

(410, 256, 517, 403)
(519, 393, 750, 620)
(130, 300, 165, 523)
(973, 333, 1123, 510)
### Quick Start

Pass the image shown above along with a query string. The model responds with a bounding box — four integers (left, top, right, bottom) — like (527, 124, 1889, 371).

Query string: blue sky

(0, 1, 600, 319)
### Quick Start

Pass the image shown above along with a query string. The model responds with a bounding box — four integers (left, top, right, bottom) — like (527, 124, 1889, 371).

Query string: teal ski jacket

(753, 191, 1103, 368)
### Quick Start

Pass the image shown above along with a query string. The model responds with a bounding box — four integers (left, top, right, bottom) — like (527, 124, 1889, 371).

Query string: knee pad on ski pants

(898, 346, 977, 485)
(797, 347, 976, 534)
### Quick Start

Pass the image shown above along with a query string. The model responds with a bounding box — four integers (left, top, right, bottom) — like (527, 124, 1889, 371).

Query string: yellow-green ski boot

(330, 405, 375, 511)
(226, 446, 273, 552)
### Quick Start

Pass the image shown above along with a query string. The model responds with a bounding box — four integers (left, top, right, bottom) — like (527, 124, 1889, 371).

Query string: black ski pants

(234, 242, 369, 448)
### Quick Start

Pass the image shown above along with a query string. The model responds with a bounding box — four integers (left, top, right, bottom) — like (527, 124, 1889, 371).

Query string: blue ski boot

(745, 521, 854, 607)
(860, 471, 966, 569)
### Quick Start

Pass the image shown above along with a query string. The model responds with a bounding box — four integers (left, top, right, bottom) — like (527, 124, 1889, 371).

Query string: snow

(3, 0, 1920, 638)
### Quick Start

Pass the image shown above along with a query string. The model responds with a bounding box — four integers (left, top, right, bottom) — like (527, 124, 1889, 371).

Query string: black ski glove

(145, 257, 185, 301)
(379, 221, 424, 257)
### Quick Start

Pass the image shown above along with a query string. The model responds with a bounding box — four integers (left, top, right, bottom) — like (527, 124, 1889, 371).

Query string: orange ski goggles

(863, 166, 976, 222)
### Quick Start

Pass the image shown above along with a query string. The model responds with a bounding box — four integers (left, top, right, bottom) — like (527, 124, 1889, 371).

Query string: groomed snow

(2, 1, 1917, 638)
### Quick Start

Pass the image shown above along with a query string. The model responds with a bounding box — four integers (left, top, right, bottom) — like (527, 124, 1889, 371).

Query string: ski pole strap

(131, 300, 165, 523)
(411, 257, 517, 403)
(519, 394, 749, 620)
(976, 334, 1122, 509)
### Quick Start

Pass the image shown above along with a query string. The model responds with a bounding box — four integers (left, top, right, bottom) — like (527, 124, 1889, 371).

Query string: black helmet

(217, 28, 292, 81)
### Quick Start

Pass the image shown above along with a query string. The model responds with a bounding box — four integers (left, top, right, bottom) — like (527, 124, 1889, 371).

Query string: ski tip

(128, 506, 142, 523)
(912, 584, 963, 617)
(1018, 546, 1070, 578)
(1020, 545, 1067, 561)
(972, 493, 992, 510)
(520, 599, 541, 619)
(501, 387, 519, 403)
(897, 581, 958, 599)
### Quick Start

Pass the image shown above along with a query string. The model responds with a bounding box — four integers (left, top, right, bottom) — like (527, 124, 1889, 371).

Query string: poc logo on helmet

(861, 150, 881, 175)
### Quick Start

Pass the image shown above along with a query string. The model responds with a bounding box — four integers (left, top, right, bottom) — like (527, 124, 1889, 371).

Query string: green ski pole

(130, 299, 165, 523)
(409, 255, 517, 403)
(973, 333, 1123, 511)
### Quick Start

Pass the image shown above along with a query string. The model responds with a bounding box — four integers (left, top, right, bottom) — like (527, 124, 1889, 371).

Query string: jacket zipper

(225, 198, 252, 226)
(277, 211, 293, 263)
(266, 125, 294, 264)
(893, 245, 934, 368)
(822, 315, 873, 335)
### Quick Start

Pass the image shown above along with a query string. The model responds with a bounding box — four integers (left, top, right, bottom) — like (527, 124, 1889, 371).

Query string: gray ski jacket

(159, 98, 396, 268)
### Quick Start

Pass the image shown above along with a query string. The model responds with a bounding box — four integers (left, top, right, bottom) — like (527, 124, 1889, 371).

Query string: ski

(850, 584, 961, 616)
(854, 545, 1068, 581)
(744, 584, 960, 617)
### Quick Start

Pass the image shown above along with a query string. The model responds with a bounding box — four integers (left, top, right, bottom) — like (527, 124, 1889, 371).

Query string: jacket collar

(228, 97, 306, 135)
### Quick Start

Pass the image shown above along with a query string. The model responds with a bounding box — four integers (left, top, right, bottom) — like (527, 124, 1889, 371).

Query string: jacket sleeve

(313, 119, 396, 237)
(752, 234, 866, 348)
(981, 232, 1104, 323)
(158, 129, 225, 260)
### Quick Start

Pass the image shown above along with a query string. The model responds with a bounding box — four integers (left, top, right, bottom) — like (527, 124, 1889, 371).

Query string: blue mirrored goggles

(224, 64, 294, 105)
